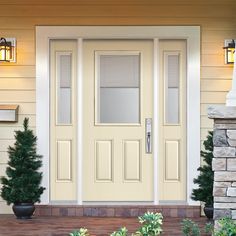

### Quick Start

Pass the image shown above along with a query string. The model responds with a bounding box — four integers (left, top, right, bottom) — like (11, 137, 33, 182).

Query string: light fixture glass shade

(0, 38, 16, 62)
(0, 38, 12, 62)
(224, 39, 235, 64)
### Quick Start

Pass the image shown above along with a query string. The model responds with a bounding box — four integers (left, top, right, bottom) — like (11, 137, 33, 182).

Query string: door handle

(145, 118, 152, 154)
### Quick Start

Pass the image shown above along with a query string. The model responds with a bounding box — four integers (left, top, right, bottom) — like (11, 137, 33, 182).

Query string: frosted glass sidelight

(165, 54, 180, 124)
(57, 54, 72, 124)
(97, 54, 140, 124)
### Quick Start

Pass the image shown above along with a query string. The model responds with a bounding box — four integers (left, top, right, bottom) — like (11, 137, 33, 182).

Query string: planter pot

(204, 206, 213, 219)
(12, 203, 35, 219)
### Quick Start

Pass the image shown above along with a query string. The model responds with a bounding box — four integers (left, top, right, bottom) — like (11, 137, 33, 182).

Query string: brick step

(35, 205, 201, 218)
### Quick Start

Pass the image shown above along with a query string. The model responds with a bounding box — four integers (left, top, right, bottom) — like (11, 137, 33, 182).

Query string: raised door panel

(95, 140, 113, 182)
(123, 140, 141, 182)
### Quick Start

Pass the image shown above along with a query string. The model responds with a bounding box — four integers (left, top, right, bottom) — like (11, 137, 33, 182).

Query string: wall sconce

(0, 37, 16, 62)
(224, 39, 235, 64)
(225, 39, 236, 106)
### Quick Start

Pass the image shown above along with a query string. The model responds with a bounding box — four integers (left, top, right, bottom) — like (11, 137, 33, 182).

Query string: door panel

(50, 40, 77, 201)
(95, 140, 113, 182)
(159, 40, 187, 201)
(123, 140, 141, 181)
(83, 40, 153, 201)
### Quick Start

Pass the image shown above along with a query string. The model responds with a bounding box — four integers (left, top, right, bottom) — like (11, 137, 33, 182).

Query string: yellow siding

(201, 80, 231, 92)
(0, 0, 235, 210)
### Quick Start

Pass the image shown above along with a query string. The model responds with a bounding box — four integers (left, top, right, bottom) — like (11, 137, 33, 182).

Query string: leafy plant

(181, 219, 201, 236)
(191, 131, 214, 207)
(1, 118, 45, 204)
(111, 227, 128, 236)
(135, 211, 163, 236)
(181, 219, 213, 236)
(70, 212, 163, 236)
(69, 228, 90, 236)
(204, 222, 214, 235)
(214, 218, 236, 236)
(69, 216, 236, 236)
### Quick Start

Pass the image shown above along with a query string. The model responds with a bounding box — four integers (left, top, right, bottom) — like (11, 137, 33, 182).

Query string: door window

(56, 52, 72, 124)
(96, 52, 141, 124)
(164, 53, 180, 124)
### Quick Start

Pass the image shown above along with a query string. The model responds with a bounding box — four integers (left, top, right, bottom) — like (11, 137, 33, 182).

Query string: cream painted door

(83, 40, 153, 201)
(159, 40, 187, 201)
(50, 40, 77, 201)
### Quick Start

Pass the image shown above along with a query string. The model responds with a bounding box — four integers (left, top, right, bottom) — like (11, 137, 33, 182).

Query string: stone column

(208, 105, 236, 220)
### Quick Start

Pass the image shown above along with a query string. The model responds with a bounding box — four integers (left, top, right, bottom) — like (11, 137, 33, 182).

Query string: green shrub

(181, 219, 201, 236)
(69, 228, 90, 236)
(181, 219, 213, 236)
(135, 211, 163, 236)
(70, 212, 163, 236)
(214, 218, 236, 236)
(191, 131, 214, 207)
(205, 222, 214, 235)
(110, 227, 128, 236)
(68, 216, 236, 236)
(1, 118, 45, 204)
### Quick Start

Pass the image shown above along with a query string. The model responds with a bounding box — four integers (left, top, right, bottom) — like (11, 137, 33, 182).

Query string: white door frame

(36, 26, 200, 205)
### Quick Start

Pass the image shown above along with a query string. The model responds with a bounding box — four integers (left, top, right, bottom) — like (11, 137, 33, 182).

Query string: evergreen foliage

(181, 219, 201, 236)
(1, 118, 45, 205)
(191, 131, 214, 207)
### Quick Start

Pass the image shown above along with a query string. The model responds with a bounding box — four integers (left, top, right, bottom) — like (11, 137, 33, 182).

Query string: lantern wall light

(224, 39, 235, 64)
(0, 37, 16, 62)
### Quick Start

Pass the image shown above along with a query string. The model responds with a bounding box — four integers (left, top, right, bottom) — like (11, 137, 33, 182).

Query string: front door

(83, 40, 154, 201)
(49, 37, 187, 203)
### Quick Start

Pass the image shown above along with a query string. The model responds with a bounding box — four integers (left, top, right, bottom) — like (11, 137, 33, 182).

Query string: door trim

(36, 26, 200, 205)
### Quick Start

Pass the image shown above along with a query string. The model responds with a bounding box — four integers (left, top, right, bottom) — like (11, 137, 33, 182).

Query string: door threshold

(82, 201, 155, 205)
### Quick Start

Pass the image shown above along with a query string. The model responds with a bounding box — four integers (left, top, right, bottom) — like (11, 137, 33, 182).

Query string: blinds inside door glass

(97, 53, 140, 124)
(57, 53, 72, 124)
(165, 53, 180, 124)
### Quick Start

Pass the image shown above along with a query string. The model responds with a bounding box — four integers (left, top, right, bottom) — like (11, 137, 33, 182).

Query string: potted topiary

(0, 118, 45, 219)
(191, 131, 214, 219)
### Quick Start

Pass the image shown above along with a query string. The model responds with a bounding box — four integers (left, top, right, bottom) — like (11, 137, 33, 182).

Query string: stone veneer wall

(35, 205, 200, 218)
(208, 106, 236, 220)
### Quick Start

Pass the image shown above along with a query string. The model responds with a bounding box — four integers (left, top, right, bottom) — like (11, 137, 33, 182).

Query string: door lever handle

(147, 132, 151, 153)
(145, 118, 152, 154)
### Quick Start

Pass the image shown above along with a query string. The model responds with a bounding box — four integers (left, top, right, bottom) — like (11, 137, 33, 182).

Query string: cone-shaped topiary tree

(191, 131, 214, 207)
(1, 118, 45, 205)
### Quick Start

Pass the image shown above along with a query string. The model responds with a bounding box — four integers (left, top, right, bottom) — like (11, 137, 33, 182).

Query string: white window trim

(36, 26, 200, 205)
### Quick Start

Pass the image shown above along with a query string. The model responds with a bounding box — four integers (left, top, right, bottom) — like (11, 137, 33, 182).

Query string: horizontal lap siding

(0, 0, 235, 211)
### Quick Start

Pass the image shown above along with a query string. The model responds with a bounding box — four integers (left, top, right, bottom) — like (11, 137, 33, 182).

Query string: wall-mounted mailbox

(0, 105, 19, 122)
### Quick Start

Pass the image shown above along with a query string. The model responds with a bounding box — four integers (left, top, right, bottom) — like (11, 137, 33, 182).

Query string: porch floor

(0, 215, 210, 236)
